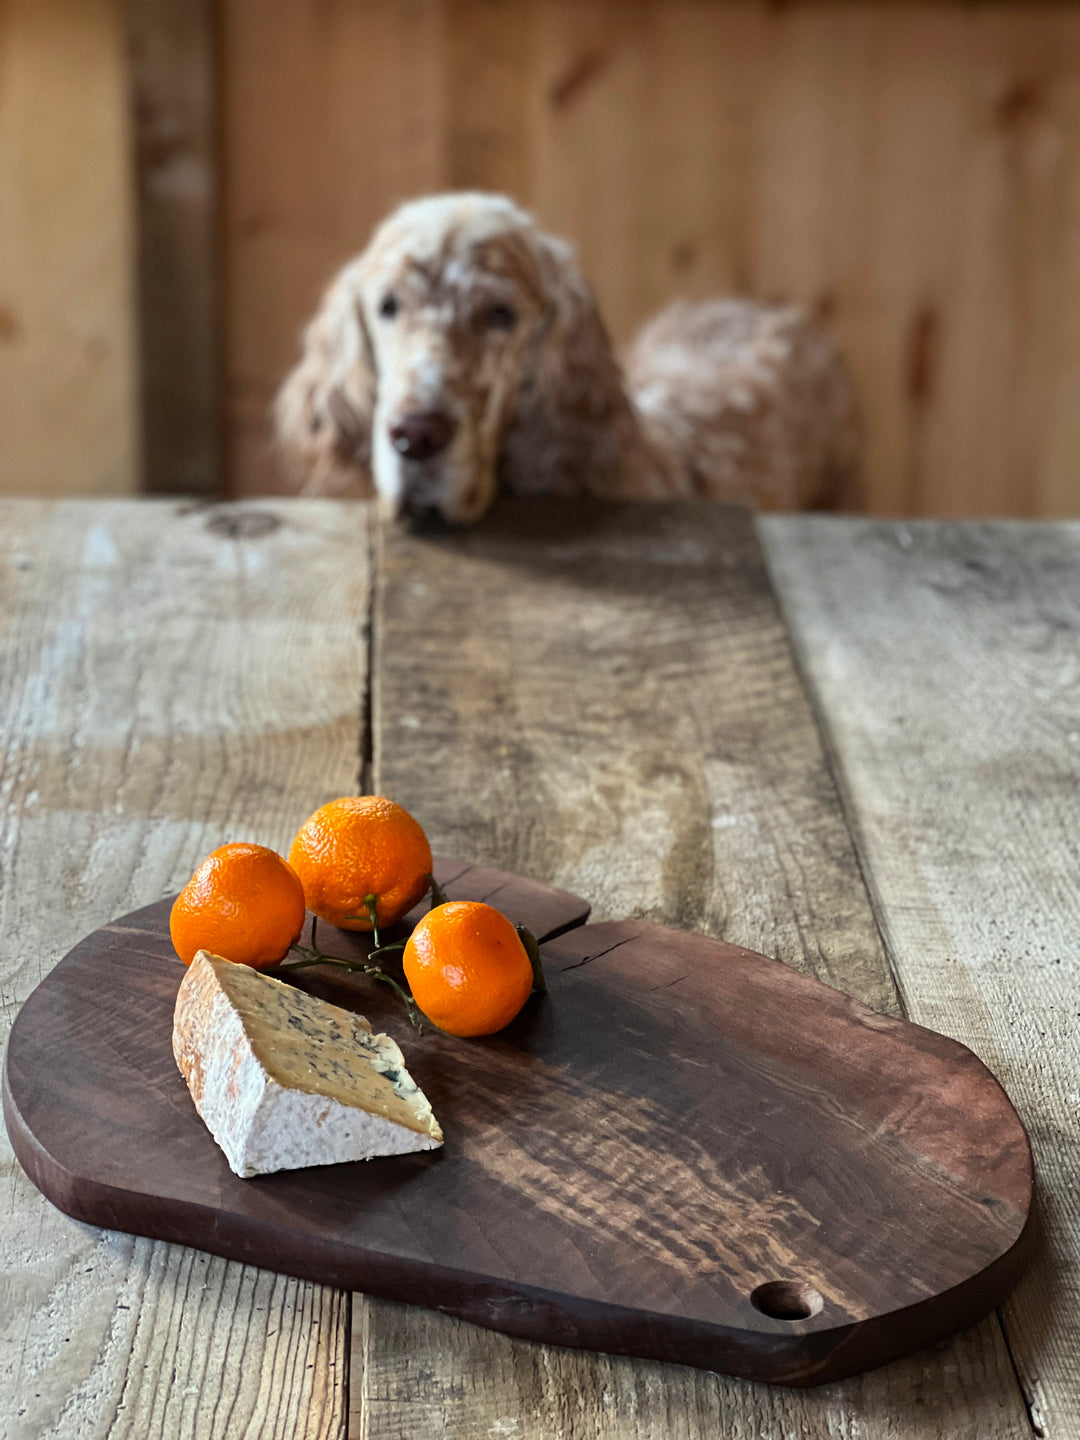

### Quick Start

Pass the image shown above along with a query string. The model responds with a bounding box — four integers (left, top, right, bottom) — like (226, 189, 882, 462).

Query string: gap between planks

(762, 513, 1080, 1439)
(759, 516, 1043, 1439)
(348, 500, 1036, 1440)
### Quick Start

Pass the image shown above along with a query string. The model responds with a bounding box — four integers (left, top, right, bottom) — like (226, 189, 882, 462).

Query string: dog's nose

(389, 411, 456, 461)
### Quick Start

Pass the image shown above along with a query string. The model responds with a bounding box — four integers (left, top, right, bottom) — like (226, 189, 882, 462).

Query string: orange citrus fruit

(170, 842, 307, 968)
(288, 796, 432, 931)
(403, 901, 534, 1037)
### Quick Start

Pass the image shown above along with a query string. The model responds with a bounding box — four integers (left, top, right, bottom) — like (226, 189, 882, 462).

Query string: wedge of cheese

(173, 950, 443, 1178)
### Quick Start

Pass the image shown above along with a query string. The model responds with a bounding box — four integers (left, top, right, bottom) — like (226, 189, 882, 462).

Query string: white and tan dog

(276, 192, 859, 524)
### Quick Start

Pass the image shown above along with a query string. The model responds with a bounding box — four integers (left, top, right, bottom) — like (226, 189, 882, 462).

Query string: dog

(275, 192, 860, 524)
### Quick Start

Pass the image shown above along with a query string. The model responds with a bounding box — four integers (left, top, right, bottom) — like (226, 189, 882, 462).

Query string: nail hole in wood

(750, 1280, 824, 1321)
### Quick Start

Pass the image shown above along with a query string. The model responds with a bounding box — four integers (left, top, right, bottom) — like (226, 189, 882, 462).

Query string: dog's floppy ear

(501, 233, 639, 499)
(275, 263, 376, 496)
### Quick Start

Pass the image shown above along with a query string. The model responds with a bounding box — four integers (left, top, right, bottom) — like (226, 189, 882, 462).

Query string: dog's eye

(378, 293, 399, 320)
(486, 302, 517, 330)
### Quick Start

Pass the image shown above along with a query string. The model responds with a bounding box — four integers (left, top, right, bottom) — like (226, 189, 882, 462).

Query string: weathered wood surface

(361, 500, 1034, 1437)
(5, 498, 1070, 1436)
(763, 515, 1080, 1437)
(0, 499, 367, 1439)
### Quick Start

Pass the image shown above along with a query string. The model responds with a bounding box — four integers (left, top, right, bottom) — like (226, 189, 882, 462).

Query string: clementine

(288, 796, 432, 931)
(403, 901, 534, 1037)
(170, 842, 306, 968)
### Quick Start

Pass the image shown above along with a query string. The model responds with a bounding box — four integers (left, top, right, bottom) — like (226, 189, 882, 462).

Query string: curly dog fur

(276, 192, 859, 524)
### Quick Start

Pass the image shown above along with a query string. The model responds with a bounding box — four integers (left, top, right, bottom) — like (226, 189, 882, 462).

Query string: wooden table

(1, 497, 1076, 1438)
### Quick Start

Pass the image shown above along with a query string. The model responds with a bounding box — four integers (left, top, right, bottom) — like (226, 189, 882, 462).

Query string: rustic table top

(1, 497, 1076, 1439)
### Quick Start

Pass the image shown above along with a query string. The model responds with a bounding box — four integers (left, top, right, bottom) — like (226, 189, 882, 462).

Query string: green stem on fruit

(368, 940, 406, 960)
(341, 894, 383, 939)
(364, 894, 382, 948)
(362, 967, 423, 1030)
(277, 937, 423, 1032)
(427, 872, 450, 909)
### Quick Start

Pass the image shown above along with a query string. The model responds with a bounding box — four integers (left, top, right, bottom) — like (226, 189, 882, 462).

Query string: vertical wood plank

(0, 498, 368, 1439)
(351, 498, 1033, 1439)
(748, 4, 1080, 518)
(0, 0, 138, 497)
(763, 513, 1080, 1436)
(530, 0, 648, 346)
(444, 0, 532, 196)
(221, 0, 446, 498)
(630, 2, 765, 315)
(128, 0, 221, 495)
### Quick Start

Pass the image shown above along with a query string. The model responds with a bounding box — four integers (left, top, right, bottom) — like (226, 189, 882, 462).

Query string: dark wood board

(3, 862, 1032, 1389)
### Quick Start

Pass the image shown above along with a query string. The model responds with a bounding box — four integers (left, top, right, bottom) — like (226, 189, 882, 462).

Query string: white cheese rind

(173, 951, 443, 1178)
(235, 1081, 441, 1178)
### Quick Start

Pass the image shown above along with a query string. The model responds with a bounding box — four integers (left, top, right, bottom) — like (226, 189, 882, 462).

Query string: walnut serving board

(3, 859, 1032, 1388)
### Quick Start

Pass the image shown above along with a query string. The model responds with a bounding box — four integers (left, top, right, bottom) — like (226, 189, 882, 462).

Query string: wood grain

(222, 0, 1080, 518)
(0, 0, 138, 498)
(6, 2, 1080, 514)
(0, 499, 368, 1439)
(4, 499, 1060, 1434)
(221, 0, 445, 498)
(6, 894, 1030, 1388)
(444, 1, 531, 196)
(763, 515, 1080, 1436)
(357, 499, 1036, 1436)
(129, 0, 221, 495)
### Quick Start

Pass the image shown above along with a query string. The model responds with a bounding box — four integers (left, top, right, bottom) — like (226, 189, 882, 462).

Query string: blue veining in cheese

(173, 950, 443, 1178)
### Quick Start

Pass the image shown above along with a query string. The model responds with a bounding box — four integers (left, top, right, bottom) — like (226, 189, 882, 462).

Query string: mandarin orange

(170, 842, 306, 968)
(402, 900, 534, 1037)
(288, 796, 432, 931)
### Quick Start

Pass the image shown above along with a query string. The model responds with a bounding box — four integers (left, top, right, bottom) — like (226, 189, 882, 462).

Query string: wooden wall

(129, 0, 220, 496)
(223, 0, 1080, 517)
(0, 0, 138, 498)
(4, 2, 1080, 514)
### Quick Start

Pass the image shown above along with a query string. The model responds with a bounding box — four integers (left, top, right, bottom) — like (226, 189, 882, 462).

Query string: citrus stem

(273, 957, 327, 972)
(368, 941, 406, 960)
(363, 967, 423, 1031)
(365, 894, 382, 948)
(427, 872, 450, 909)
(342, 894, 386, 944)
(278, 944, 350, 970)
(277, 940, 423, 1032)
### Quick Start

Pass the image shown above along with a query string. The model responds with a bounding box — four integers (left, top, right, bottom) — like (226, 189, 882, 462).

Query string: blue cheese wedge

(173, 950, 443, 1178)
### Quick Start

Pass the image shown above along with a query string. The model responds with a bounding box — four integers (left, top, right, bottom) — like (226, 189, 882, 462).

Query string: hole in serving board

(750, 1281, 824, 1321)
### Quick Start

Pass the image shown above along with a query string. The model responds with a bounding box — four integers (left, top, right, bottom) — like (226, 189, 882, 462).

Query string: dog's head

(275, 193, 632, 524)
